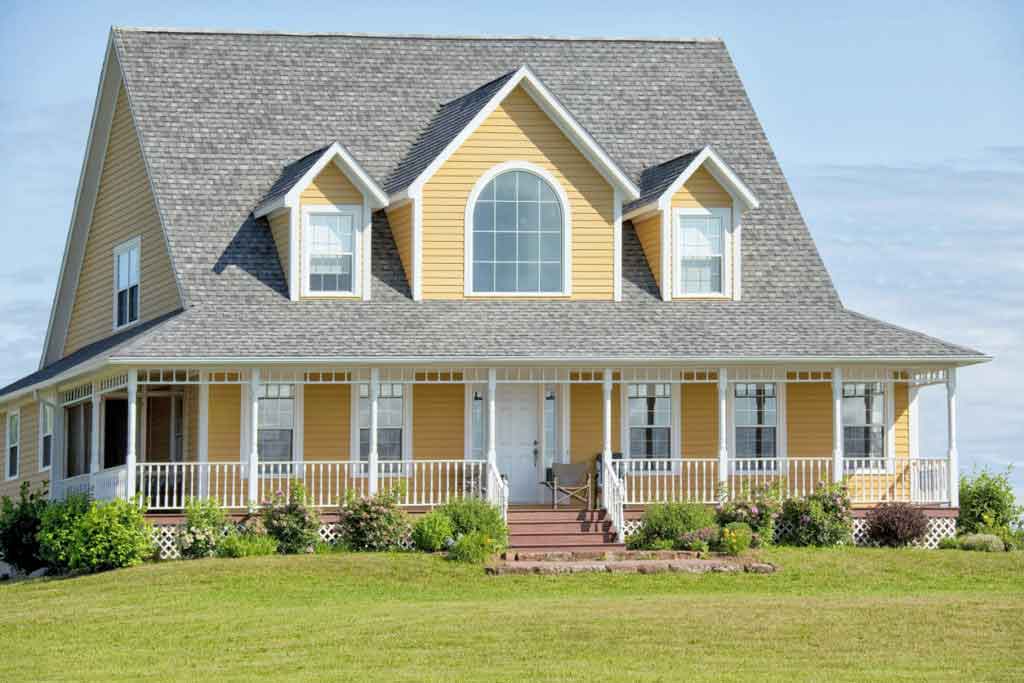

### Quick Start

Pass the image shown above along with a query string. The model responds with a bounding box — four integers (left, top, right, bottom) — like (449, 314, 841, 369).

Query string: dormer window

(467, 164, 570, 296)
(113, 237, 140, 329)
(302, 205, 361, 297)
(675, 208, 731, 296)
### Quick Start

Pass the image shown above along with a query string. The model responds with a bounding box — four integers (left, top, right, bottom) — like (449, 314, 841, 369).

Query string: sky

(1, 1, 1021, 498)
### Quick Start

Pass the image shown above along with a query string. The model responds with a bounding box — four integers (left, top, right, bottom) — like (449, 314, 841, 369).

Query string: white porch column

(831, 367, 844, 483)
(198, 371, 210, 498)
(247, 369, 260, 506)
(50, 398, 64, 500)
(368, 368, 380, 494)
(601, 369, 613, 460)
(717, 368, 729, 487)
(486, 368, 497, 468)
(89, 391, 101, 477)
(126, 370, 138, 500)
(946, 368, 959, 507)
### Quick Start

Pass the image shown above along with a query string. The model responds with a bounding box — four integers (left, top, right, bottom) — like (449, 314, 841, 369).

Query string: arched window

(470, 169, 565, 294)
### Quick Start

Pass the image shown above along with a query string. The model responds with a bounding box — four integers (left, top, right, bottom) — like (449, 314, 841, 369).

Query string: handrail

(602, 456, 626, 542)
(486, 461, 509, 521)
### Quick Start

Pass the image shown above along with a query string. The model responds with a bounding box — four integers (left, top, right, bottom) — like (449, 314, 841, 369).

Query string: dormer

(624, 147, 759, 301)
(255, 143, 389, 301)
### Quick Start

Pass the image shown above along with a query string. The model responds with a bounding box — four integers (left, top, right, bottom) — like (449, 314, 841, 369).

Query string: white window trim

(350, 383, 413, 476)
(300, 204, 363, 298)
(619, 383, 682, 465)
(462, 160, 573, 297)
(672, 207, 734, 299)
(111, 236, 141, 331)
(728, 381, 787, 474)
(841, 382, 895, 476)
(38, 401, 54, 472)
(6, 408, 20, 481)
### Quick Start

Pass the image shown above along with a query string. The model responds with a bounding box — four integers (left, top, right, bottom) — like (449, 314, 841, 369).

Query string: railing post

(198, 371, 209, 498)
(89, 391, 101, 491)
(717, 368, 729, 493)
(247, 369, 260, 507)
(946, 368, 959, 507)
(831, 367, 844, 484)
(486, 368, 497, 470)
(601, 369, 613, 461)
(126, 370, 138, 500)
(368, 368, 379, 495)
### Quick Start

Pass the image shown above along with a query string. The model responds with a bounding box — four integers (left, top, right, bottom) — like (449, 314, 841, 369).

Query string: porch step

(506, 507, 623, 552)
(510, 532, 620, 547)
(507, 509, 608, 523)
(508, 521, 612, 534)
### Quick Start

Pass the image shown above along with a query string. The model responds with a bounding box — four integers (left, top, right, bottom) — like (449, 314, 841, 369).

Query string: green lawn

(2, 548, 1023, 681)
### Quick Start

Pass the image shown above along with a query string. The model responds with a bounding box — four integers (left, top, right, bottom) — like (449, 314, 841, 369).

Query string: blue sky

(1, 1, 1021, 497)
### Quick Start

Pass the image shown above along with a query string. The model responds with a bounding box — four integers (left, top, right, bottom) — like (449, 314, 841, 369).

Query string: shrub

(958, 533, 1005, 553)
(631, 502, 716, 550)
(676, 525, 720, 553)
(716, 522, 753, 556)
(448, 530, 500, 563)
(177, 498, 229, 559)
(937, 536, 959, 550)
(216, 531, 278, 558)
(865, 503, 930, 547)
(38, 493, 91, 572)
(337, 488, 411, 552)
(262, 482, 321, 554)
(959, 468, 1022, 535)
(777, 483, 853, 547)
(975, 521, 1024, 552)
(0, 482, 49, 572)
(717, 483, 781, 548)
(437, 499, 508, 548)
(69, 498, 153, 573)
(412, 510, 454, 552)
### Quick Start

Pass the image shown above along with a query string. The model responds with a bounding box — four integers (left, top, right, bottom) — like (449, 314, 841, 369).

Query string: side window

(40, 404, 54, 470)
(6, 411, 20, 480)
(113, 237, 140, 328)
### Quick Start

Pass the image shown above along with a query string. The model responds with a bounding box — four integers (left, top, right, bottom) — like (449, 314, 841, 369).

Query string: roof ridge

(112, 26, 724, 44)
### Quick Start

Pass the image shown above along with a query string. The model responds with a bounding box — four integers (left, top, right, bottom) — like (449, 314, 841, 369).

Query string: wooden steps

(506, 508, 625, 553)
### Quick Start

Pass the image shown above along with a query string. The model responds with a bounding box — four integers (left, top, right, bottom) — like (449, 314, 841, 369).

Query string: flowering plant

(177, 497, 229, 559)
(777, 482, 852, 547)
(676, 525, 720, 552)
(261, 481, 320, 554)
(337, 488, 411, 551)
(717, 482, 781, 547)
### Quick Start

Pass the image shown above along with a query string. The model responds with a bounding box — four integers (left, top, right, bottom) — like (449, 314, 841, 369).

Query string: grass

(2, 548, 1023, 681)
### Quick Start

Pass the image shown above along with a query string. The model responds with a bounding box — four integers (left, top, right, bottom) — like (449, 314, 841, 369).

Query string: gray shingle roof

(254, 144, 330, 213)
(623, 149, 702, 214)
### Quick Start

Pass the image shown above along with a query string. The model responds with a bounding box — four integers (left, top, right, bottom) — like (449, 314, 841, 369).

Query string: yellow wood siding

(386, 201, 414, 285)
(412, 385, 464, 459)
(671, 167, 732, 208)
(894, 383, 909, 459)
(682, 384, 717, 457)
(208, 385, 240, 463)
(303, 385, 350, 461)
(421, 86, 616, 299)
(633, 213, 662, 289)
(64, 84, 180, 356)
(569, 384, 620, 465)
(787, 383, 833, 458)
(297, 164, 364, 299)
(268, 211, 291, 293)
(0, 404, 42, 500)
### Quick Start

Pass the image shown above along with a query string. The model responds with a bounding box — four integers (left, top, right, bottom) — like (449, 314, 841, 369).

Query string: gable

(63, 83, 180, 357)
(421, 86, 616, 300)
(671, 167, 732, 208)
(300, 163, 362, 206)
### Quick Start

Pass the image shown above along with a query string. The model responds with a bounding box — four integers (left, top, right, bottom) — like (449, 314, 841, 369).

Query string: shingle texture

(254, 144, 330, 213)
(623, 149, 702, 214)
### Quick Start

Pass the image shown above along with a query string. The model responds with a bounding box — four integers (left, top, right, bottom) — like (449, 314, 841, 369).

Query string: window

(358, 384, 404, 464)
(470, 388, 487, 460)
(734, 383, 777, 470)
(113, 238, 140, 328)
(258, 384, 295, 465)
(304, 208, 358, 295)
(40, 403, 54, 471)
(843, 383, 886, 469)
(675, 208, 730, 296)
(6, 411, 19, 479)
(470, 169, 565, 294)
(65, 402, 92, 477)
(627, 384, 671, 461)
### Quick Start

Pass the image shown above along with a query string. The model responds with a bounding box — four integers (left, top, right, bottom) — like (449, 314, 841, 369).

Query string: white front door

(496, 384, 540, 503)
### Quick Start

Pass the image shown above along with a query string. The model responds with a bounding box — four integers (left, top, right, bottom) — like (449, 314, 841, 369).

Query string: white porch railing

(601, 456, 626, 542)
(486, 461, 509, 521)
(257, 461, 369, 507)
(910, 458, 951, 504)
(377, 459, 489, 507)
(93, 464, 130, 501)
(137, 463, 249, 510)
(726, 457, 833, 501)
(51, 473, 91, 500)
(616, 458, 719, 504)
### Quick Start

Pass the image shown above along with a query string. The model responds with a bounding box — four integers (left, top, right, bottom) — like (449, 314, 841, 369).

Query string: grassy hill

(2, 548, 1022, 681)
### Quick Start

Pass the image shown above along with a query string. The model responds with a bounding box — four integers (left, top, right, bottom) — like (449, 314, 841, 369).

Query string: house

(0, 28, 987, 552)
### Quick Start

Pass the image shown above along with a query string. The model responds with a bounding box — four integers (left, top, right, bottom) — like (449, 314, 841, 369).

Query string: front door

(496, 384, 540, 503)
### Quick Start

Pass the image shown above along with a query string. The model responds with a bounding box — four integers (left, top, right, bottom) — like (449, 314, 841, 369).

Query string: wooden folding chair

(541, 463, 592, 509)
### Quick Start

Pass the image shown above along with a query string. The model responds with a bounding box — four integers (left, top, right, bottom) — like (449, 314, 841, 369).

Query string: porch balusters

(831, 367, 844, 484)
(946, 368, 959, 507)
(368, 368, 379, 495)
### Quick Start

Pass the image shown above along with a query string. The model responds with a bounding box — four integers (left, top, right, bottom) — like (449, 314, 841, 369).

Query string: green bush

(69, 498, 154, 573)
(676, 525, 719, 552)
(338, 488, 411, 551)
(0, 482, 49, 572)
(38, 492, 91, 572)
(448, 530, 500, 563)
(412, 510, 454, 552)
(437, 499, 508, 548)
(631, 502, 716, 550)
(959, 468, 1022, 535)
(262, 481, 321, 554)
(716, 522, 753, 556)
(958, 533, 1005, 553)
(216, 531, 278, 558)
(777, 483, 853, 547)
(717, 483, 781, 548)
(937, 536, 959, 550)
(177, 498, 229, 559)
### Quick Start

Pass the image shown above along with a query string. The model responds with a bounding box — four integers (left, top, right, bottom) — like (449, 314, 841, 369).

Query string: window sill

(465, 292, 572, 299)
(672, 293, 732, 301)
(112, 318, 141, 333)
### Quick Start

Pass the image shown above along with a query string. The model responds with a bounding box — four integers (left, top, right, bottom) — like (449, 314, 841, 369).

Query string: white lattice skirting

(619, 517, 956, 550)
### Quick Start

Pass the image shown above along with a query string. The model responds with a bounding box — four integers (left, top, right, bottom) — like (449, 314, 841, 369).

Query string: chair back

(552, 463, 589, 486)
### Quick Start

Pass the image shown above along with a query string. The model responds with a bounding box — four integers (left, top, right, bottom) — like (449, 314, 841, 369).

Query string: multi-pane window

(627, 384, 671, 460)
(677, 212, 725, 294)
(843, 383, 886, 467)
(40, 403, 54, 470)
(470, 389, 487, 460)
(734, 383, 777, 468)
(471, 170, 564, 293)
(114, 238, 140, 328)
(258, 384, 294, 464)
(307, 211, 356, 294)
(6, 412, 19, 479)
(359, 384, 404, 463)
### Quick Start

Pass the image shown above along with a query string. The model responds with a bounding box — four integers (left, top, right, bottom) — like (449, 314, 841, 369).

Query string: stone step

(507, 544, 627, 554)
